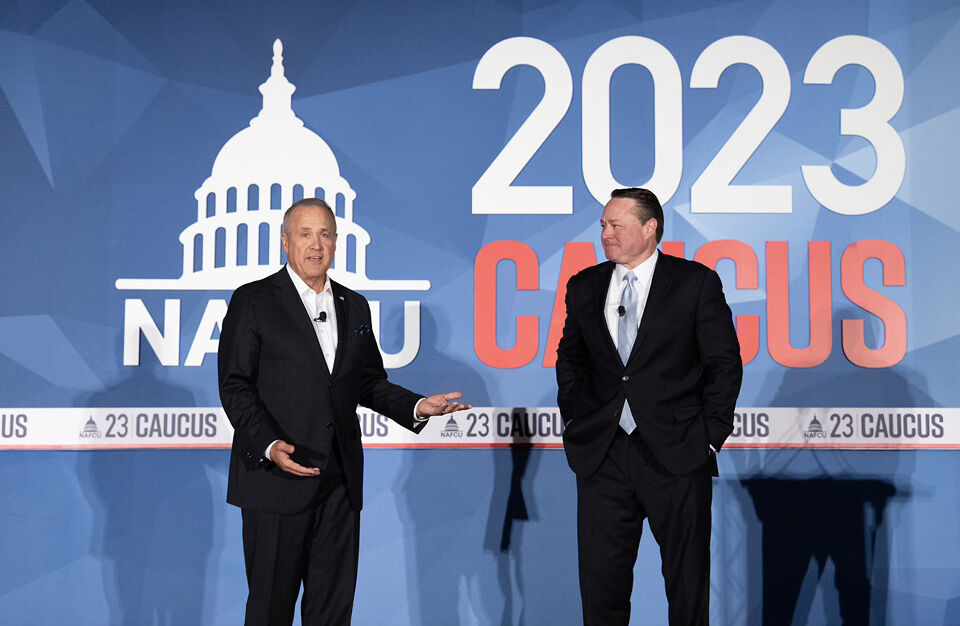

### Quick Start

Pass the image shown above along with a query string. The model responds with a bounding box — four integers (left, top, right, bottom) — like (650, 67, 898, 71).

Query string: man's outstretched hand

(417, 392, 471, 417)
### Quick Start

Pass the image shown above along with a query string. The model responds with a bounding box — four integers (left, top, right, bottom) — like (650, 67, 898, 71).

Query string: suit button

(326, 422, 334, 429)
(622, 375, 629, 381)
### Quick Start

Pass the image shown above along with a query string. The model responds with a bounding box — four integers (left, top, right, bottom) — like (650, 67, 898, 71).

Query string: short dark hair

(611, 188, 663, 242)
(282, 198, 335, 234)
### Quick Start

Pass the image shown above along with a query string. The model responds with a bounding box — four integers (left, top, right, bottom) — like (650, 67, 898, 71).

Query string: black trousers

(576, 430, 713, 626)
(241, 445, 359, 626)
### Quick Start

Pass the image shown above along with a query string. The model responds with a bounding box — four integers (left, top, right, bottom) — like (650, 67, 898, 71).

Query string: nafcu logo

(805, 415, 827, 439)
(80, 416, 101, 439)
(116, 39, 427, 370)
(440, 416, 463, 438)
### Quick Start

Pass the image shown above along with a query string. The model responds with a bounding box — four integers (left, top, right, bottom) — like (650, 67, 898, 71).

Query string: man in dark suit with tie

(556, 188, 742, 625)
(218, 198, 469, 625)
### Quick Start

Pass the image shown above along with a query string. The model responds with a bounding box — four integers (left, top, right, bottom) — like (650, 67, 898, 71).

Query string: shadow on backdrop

(742, 477, 898, 626)
(739, 307, 930, 625)
(77, 361, 216, 626)
(390, 306, 494, 623)
(482, 408, 542, 625)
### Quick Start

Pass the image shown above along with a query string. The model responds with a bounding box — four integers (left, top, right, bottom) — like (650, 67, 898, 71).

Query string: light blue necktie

(618, 273, 638, 434)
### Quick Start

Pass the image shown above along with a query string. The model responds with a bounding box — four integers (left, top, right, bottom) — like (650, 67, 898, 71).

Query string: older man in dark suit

(556, 188, 742, 625)
(218, 198, 468, 625)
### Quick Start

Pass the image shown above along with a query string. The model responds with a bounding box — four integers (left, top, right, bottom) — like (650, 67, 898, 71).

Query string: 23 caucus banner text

(0, 408, 953, 450)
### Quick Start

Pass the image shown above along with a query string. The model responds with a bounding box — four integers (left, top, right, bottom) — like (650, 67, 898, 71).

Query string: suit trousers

(576, 429, 713, 626)
(241, 441, 359, 626)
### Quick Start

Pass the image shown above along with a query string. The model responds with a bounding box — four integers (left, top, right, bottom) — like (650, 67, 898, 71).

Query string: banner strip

(1, 407, 957, 451)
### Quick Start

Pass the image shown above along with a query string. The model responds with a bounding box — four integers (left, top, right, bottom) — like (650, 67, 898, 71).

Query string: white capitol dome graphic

(116, 39, 428, 292)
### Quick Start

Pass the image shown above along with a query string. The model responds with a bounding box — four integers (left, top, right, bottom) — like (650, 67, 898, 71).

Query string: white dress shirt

(287, 264, 338, 373)
(604, 249, 658, 347)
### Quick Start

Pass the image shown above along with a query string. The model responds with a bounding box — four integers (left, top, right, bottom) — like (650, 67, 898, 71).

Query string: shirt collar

(615, 248, 659, 284)
(285, 264, 331, 298)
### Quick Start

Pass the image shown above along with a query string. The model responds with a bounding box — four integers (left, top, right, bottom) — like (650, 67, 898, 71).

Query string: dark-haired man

(556, 188, 742, 625)
(219, 198, 469, 625)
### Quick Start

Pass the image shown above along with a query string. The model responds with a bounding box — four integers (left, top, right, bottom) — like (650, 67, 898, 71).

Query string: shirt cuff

(265, 440, 278, 461)
(413, 398, 428, 422)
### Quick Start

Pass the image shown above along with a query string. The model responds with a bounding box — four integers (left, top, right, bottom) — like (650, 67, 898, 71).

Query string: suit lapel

(630, 252, 674, 359)
(273, 268, 330, 375)
(591, 262, 620, 362)
(330, 280, 349, 378)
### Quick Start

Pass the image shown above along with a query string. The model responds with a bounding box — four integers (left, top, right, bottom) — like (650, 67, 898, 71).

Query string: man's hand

(416, 392, 471, 417)
(269, 440, 321, 477)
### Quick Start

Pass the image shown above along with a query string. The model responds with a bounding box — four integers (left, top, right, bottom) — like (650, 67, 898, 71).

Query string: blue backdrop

(2, 0, 960, 623)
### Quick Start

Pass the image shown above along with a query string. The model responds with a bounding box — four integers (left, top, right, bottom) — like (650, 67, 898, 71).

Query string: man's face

(600, 197, 658, 269)
(281, 205, 337, 291)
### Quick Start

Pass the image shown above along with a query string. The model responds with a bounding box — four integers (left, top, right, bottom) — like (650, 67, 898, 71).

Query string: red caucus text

(474, 240, 906, 370)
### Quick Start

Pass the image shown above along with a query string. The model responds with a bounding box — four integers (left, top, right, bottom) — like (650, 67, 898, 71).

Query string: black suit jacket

(218, 268, 423, 514)
(556, 253, 742, 477)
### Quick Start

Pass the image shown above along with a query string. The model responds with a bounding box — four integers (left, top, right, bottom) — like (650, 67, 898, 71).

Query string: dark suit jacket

(556, 253, 742, 478)
(218, 268, 424, 514)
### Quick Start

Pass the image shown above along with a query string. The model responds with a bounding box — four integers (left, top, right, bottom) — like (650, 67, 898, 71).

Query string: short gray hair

(281, 198, 335, 234)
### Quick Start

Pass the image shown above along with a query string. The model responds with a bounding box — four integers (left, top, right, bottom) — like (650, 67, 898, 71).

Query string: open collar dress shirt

(286, 264, 338, 373)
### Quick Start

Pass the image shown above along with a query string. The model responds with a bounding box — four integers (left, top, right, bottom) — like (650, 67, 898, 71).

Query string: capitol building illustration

(116, 39, 428, 292)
